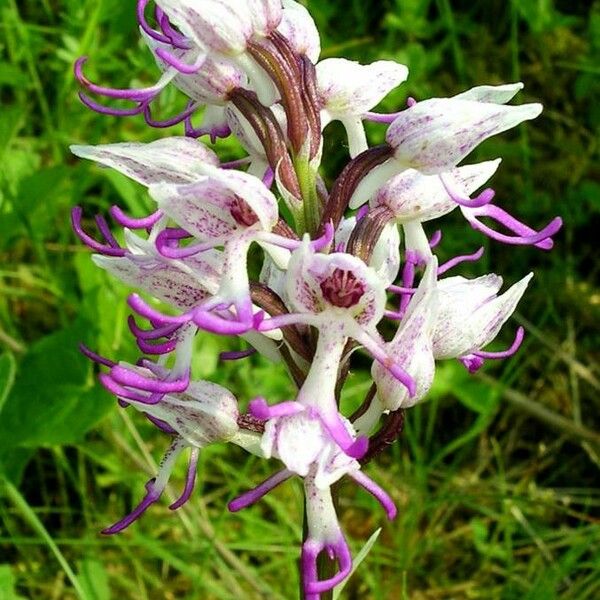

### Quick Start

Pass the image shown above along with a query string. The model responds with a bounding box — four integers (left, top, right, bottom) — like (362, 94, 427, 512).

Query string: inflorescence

(72, 1, 561, 596)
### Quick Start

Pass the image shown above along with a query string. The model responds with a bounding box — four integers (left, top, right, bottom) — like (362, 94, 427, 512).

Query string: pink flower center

(320, 269, 365, 308)
(230, 197, 259, 226)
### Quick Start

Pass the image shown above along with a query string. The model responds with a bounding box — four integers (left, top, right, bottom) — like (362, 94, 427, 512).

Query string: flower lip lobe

(319, 268, 366, 308)
(229, 196, 260, 226)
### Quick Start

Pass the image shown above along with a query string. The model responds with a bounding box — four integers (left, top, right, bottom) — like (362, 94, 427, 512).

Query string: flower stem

(294, 156, 322, 236)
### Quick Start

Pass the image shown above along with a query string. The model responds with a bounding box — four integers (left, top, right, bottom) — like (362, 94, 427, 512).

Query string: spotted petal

(150, 167, 279, 240)
(317, 58, 408, 119)
(129, 378, 240, 446)
(71, 137, 219, 186)
(372, 160, 501, 222)
(155, 0, 252, 55)
(93, 247, 222, 310)
(386, 98, 542, 174)
(277, 0, 321, 63)
(143, 31, 246, 104)
(433, 273, 533, 359)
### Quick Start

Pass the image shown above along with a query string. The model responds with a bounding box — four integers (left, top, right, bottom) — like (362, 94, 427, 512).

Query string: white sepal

(71, 137, 219, 186)
(386, 98, 542, 174)
(433, 273, 533, 359)
(372, 159, 501, 222)
(277, 0, 321, 63)
(317, 58, 408, 118)
(453, 82, 524, 104)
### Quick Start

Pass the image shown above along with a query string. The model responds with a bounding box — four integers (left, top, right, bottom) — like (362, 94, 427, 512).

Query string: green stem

(294, 156, 322, 236)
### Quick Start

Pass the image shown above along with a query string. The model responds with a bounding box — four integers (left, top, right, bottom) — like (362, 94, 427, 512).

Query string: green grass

(1, 0, 599, 598)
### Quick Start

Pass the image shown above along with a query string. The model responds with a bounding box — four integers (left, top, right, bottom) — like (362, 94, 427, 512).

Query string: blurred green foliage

(0, 0, 599, 598)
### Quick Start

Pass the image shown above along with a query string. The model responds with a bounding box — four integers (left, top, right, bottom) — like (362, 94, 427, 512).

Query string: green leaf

(78, 559, 110, 600)
(104, 170, 148, 216)
(430, 361, 500, 416)
(0, 319, 113, 451)
(0, 352, 17, 415)
(16, 166, 72, 241)
(333, 528, 382, 599)
(0, 447, 34, 485)
(0, 564, 27, 600)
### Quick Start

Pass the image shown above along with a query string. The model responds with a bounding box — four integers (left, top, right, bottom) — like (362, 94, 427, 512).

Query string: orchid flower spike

(72, 1, 559, 593)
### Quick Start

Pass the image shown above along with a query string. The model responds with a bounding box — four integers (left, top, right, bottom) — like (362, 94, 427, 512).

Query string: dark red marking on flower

(320, 269, 365, 308)
(230, 197, 259, 226)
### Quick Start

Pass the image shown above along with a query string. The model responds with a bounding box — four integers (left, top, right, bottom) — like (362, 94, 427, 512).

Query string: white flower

(372, 258, 438, 411)
(433, 272, 533, 359)
(71, 137, 219, 185)
(277, 0, 321, 63)
(317, 58, 408, 157)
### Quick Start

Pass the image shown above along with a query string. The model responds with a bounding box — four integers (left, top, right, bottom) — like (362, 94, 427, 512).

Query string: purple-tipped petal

(78, 91, 147, 117)
(302, 537, 353, 595)
(102, 479, 161, 535)
(143, 101, 199, 129)
(249, 398, 304, 420)
(219, 348, 257, 361)
(74, 56, 166, 101)
(363, 110, 403, 124)
(438, 247, 485, 276)
(99, 373, 162, 405)
(137, 337, 178, 355)
(127, 315, 181, 341)
(110, 365, 189, 393)
(79, 344, 115, 368)
(228, 469, 293, 512)
(145, 412, 178, 434)
(71, 207, 126, 257)
(154, 47, 205, 74)
(128, 294, 191, 326)
(345, 436, 369, 459)
(475, 326, 525, 359)
(429, 230, 443, 248)
(317, 409, 366, 458)
(137, 0, 173, 45)
(465, 205, 562, 250)
(459, 354, 485, 373)
(350, 471, 397, 520)
(169, 447, 200, 510)
(310, 221, 335, 252)
(109, 206, 163, 229)
(155, 228, 217, 259)
(191, 309, 252, 335)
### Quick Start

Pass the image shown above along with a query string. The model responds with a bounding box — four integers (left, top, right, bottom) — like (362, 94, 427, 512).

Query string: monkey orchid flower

(145, 167, 333, 333)
(349, 84, 562, 251)
(228, 411, 396, 598)
(432, 272, 532, 373)
(369, 160, 501, 262)
(95, 369, 242, 534)
(252, 240, 415, 458)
